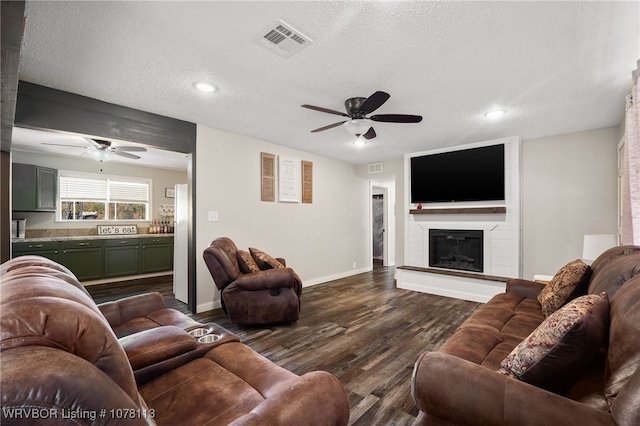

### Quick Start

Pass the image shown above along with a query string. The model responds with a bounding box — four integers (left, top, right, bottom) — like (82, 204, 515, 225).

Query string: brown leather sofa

(203, 237, 302, 325)
(0, 255, 350, 425)
(411, 245, 640, 425)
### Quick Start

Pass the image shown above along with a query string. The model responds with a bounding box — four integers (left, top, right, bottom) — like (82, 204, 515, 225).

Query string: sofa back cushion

(588, 249, 640, 299)
(590, 245, 640, 277)
(606, 274, 640, 424)
(203, 237, 241, 290)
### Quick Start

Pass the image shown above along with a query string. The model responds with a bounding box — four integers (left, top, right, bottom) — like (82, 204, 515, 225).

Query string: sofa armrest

(232, 268, 300, 291)
(98, 292, 167, 328)
(119, 325, 197, 371)
(505, 278, 546, 299)
(412, 351, 615, 426)
(228, 371, 350, 426)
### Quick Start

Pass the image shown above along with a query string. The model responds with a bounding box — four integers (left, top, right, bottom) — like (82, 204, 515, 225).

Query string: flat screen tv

(410, 144, 505, 203)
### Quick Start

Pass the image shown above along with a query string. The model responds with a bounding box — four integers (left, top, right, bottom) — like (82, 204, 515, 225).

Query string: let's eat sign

(97, 225, 138, 236)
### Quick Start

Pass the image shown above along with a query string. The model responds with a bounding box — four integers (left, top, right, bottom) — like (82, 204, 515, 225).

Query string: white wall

(195, 125, 370, 313)
(521, 127, 619, 278)
(10, 151, 187, 230)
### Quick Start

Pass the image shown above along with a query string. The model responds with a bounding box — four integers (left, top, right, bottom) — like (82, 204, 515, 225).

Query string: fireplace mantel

(410, 206, 507, 215)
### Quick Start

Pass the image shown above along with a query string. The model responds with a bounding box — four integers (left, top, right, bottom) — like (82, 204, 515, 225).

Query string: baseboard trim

(197, 300, 220, 314)
(303, 267, 373, 287)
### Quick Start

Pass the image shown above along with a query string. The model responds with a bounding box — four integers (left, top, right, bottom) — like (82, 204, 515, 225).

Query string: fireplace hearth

(429, 229, 483, 273)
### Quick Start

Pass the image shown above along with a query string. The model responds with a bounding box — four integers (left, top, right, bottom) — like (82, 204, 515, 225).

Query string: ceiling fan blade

(41, 143, 86, 147)
(311, 120, 348, 133)
(301, 104, 349, 117)
(362, 127, 377, 140)
(113, 151, 141, 160)
(370, 114, 423, 123)
(116, 146, 147, 152)
(359, 91, 390, 115)
(84, 137, 105, 147)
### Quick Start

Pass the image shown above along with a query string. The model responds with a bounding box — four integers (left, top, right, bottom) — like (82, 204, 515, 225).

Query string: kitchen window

(58, 172, 151, 221)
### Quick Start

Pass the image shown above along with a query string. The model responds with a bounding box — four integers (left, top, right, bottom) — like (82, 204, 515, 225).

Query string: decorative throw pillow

(497, 292, 609, 391)
(537, 259, 591, 317)
(249, 247, 284, 270)
(237, 250, 260, 273)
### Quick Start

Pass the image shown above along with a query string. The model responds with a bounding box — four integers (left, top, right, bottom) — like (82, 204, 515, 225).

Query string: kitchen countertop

(13, 234, 174, 243)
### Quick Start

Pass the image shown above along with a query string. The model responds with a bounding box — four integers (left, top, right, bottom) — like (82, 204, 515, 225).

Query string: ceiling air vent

(257, 20, 313, 58)
(368, 163, 383, 174)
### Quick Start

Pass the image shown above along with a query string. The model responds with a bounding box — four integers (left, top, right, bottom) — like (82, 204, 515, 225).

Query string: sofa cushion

(237, 250, 261, 273)
(498, 292, 609, 391)
(438, 292, 545, 369)
(249, 247, 285, 270)
(538, 259, 591, 317)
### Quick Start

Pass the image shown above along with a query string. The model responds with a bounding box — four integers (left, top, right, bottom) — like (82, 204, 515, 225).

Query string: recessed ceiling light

(193, 82, 217, 93)
(484, 109, 507, 119)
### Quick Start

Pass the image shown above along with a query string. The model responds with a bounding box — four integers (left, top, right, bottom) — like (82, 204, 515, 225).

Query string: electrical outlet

(208, 211, 219, 222)
(352, 261, 356, 269)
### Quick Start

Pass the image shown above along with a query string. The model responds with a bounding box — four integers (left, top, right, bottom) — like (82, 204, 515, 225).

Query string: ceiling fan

(301, 91, 422, 140)
(42, 138, 147, 160)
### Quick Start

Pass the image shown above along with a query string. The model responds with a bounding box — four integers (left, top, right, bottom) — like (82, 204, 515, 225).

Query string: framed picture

(278, 156, 300, 203)
(165, 187, 175, 198)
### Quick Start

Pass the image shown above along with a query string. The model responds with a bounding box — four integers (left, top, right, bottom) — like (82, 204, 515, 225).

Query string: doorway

(372, 191, 384, 267)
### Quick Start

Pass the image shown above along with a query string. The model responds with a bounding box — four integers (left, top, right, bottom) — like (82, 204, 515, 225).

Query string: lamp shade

(582, 234, 616, 262)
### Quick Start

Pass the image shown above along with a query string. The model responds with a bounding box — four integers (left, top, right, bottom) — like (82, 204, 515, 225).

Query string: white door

(173, 183, 188, 303)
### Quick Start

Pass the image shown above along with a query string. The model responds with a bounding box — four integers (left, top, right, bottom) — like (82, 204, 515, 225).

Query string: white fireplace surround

(398, 137, 522, 303)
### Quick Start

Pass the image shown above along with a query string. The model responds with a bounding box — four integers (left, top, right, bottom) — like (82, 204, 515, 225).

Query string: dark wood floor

(87, 266, 481, 426)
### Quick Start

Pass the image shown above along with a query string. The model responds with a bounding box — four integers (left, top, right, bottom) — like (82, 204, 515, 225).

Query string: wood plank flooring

(87, 266, 482, 426)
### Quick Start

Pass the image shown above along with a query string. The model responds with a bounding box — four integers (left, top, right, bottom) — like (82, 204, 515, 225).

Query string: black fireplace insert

(429, 229, 483, 273)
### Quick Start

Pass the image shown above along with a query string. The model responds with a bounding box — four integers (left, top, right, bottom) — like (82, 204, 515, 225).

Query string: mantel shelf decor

(410, 207, 507, 215)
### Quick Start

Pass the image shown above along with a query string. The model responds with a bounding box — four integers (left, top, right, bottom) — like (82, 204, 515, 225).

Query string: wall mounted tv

(410, 144, 505, 203)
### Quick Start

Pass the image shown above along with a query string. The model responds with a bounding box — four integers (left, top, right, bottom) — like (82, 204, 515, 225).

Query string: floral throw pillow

(237, 250, 261, 273)
(249, 247, 285, 270)
(498, 292, 609, 391)
(537, 259, 591, 317)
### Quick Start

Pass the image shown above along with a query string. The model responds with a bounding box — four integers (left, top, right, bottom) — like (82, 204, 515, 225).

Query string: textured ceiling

(11, 1, 640, 166)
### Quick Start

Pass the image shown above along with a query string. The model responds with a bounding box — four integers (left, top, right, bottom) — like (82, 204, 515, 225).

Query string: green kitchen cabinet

(60, 239, 104, 281)
(12, 163, 57, 212)
(104, 238, 140, 278)
(12, 240, 60, 263)
(140, 237, 174, 273)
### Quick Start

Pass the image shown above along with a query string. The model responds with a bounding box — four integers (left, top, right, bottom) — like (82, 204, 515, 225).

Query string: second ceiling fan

(301, 90, 422, 140)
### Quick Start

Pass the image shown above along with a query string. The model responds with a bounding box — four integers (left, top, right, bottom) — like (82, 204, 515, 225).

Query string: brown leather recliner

(203, 237, 302, 325)
(0, 255, 350, 425)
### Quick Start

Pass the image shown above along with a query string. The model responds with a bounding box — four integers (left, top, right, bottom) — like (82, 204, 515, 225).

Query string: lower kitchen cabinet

(13, 241, 60, 263)
(104, 238, 140, 278)
(13, 236, 173, 281)
(140, 237, 174, 273)
(60, 240, 104, 281)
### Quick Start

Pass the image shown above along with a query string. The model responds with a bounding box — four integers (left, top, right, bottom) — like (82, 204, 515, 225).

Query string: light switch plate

(208, 211, 219, 222)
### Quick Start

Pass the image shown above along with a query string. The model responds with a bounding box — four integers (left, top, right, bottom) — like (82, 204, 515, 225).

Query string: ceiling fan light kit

(302, 91, 422, 144)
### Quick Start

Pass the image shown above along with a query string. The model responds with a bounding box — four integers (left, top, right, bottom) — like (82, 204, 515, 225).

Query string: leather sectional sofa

(0, 255, 350, 425)
(411, 245, 640, 425)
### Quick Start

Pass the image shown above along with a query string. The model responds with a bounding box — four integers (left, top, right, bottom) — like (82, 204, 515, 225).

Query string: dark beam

(15, 81, 195, 153)
(1, 1, 25, 151)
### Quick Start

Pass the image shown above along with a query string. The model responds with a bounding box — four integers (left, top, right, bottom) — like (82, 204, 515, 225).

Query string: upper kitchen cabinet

(12, 163, 57, 212)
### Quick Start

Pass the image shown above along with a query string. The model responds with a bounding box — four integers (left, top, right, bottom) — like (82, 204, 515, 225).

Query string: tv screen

(410, 144, 505, 203)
